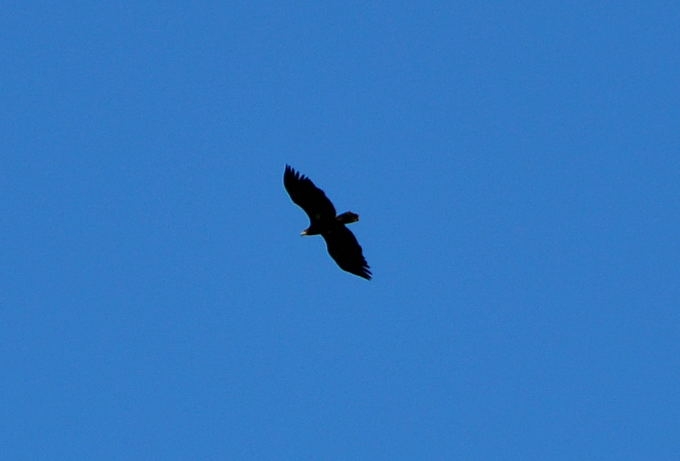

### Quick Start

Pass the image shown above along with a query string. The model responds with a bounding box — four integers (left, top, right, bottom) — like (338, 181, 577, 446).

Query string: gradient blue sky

(3, 2, 679, 459)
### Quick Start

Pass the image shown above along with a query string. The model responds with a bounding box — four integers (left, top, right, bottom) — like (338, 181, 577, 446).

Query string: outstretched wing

(283, 165, 336, 223)
(322, 225, 372, 280)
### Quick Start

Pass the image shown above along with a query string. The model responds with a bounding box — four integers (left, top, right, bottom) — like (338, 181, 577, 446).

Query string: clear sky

(3, 2, 679, 459)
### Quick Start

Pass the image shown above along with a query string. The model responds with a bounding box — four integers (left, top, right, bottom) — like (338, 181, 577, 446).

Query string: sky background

(2, 1, 679, 459)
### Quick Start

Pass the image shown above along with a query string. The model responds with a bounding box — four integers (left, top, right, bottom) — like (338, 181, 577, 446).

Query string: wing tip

(351, 263, 372, 280)
(284, 164, 307, 183)
(284, 164, 299, 189)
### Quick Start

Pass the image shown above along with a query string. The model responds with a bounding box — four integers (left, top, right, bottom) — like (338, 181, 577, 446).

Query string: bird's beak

(300, 230, 308, 236)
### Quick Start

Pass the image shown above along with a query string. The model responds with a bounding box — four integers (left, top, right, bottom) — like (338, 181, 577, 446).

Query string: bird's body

(283, 165, 371, 280)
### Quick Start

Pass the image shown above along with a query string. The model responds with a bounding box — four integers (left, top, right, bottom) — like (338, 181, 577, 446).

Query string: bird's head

(300, 226, 318, 236)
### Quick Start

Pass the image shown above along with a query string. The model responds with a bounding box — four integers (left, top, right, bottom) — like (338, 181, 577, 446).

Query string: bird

(283, 165, 372, 280)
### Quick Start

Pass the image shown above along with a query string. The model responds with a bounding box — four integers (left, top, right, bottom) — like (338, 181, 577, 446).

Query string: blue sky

(2, 1, 679, 459)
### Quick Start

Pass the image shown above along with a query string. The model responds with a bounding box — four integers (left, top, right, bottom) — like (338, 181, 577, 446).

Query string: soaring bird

(283, 165, 371, 280)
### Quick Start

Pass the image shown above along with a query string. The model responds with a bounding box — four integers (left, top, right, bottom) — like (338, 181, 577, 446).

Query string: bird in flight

(283, 165, 371, 280)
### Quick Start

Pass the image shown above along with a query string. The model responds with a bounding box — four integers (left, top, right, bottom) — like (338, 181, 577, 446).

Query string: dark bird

(283, 165, 371, 280)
